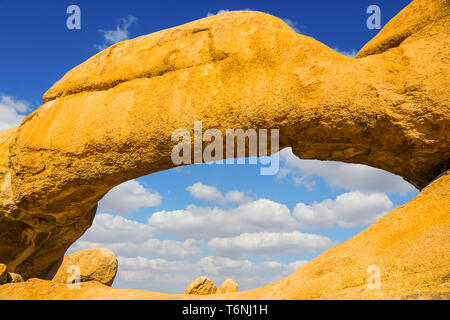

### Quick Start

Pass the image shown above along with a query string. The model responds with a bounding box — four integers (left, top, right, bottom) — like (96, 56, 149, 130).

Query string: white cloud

(279, 148, 415, 194)
(293, 191, 393, 229)
(281, 18, 301, 33)
(224, 190, 251, 204)
(71, 211, 316, 292)
(69, 213, 201, 259)
(72, 213, 155, 244)
(94, 15, 137, 51)
(155, 239, 203, 259)
(0, 95, 30, 131)
(116, 255, 308, 293)
(208, 231, 334, 257)
(333, 48, 357, 57)
(147, 199, 300, 238)
(198, 256, 257, 276)
(173, 166, 191, 174)
(187, 182, 224, 203)
(69, 186, 390, 293)
(71, 238, 202, 259)
(286, 260, 308, 270)
(69, 157, 400, 293)
(207, 9, 234, 17)
(98, 180, 161, 215)
(186, 182, 251, 204)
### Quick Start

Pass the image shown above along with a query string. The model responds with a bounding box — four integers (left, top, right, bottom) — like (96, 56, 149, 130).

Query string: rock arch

(0, 0, 448, 284)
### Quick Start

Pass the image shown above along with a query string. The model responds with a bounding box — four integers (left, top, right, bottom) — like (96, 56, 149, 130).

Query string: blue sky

(0, 0, 418, 293)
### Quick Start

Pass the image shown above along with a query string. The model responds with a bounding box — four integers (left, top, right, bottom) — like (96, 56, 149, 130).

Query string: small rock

(217, 278, 238, 293)
(0, 264, 7, 284)
(52, 248, 118, 286)
(7, 273, 24, 283)
(184, 276, 217, 295)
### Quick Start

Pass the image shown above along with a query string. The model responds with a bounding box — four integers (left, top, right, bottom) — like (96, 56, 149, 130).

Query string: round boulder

(217, 278, 238, 293)
(52, 248, 118, 286)
(0, 264, 7, 284)
(184, 276, 217, 295)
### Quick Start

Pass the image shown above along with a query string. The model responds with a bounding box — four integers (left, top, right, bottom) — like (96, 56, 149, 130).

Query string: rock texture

(356, 0, 450, 58)
(52, 249, 117, 287)
(184, 277, 217, 295)
(0, 171, 448, 300)
(0, 264, 7, 284)
(217, 279, 238, 293)
(7, 273, 24, 283)
(0, 263, 24, 284)
(0, 0, 448, 294)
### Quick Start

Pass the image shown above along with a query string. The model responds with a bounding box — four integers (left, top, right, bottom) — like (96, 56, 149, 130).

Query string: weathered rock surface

(0, 125, 97, 280)
(0, 264, 7, 284)
(7, 273, 24, 283)
(0, 263, 24, 284)
(0, 0, 448, 294)
(217, 278, 238, 293)
(52, 248, 117, 287)
(0, 171, 448, 300)
(184, 277, 217, 295)
(356, 0, 449, 58)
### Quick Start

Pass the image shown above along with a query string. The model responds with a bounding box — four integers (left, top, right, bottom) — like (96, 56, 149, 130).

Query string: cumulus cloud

(333, 48, 357, 57)
(0, 95, 30, 131)
(207, 9, 235, 17)
(116, 255, 308, 293)
(69, 213, 201, 259)
(281, 18, 301, 33)
(187, 182, 224, 203)
(72, 210, 316, 292)
(70, 172, 397, 292)
(71, 238, 202, 259)
(293, 191, 393, 229)
(71, 213, 155, 244)
(186, 182, 251, 204)
(224, 190, 251, 204)
(147, 199, 300, 238)
(208, 231, 334, 257)
(94, 15, 137, 51)
(278, 148, 415, 194)
(98, 180, 161, 215)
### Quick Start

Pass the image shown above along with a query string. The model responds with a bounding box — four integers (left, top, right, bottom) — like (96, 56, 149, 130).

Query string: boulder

(52, 248, 118, 287)
(0, 264, 7, 284)
(7, 273, 24, 283)
(0, 0, 448, 284)
(0, 263, 24, 284)
(184, 276, 217, 295)
(217, 278, 238, 293)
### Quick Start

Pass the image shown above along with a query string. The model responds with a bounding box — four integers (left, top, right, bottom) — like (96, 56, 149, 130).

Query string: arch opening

(67, 149, 418, 293)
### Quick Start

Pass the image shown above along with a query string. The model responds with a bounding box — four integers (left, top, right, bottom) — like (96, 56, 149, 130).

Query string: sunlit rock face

(0, 0, 448, 300)
(217, 278, 238, 293)
(184, 276, 217, 295)
(52, 248, 118, 287)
